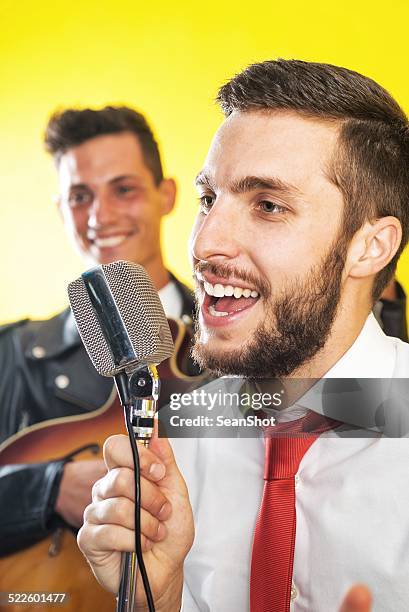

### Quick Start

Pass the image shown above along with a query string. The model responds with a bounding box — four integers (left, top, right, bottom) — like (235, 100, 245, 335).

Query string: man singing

(78, 60, 409, 611)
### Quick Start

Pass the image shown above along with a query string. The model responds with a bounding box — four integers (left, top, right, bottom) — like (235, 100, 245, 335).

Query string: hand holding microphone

(78, 428, 194, 611)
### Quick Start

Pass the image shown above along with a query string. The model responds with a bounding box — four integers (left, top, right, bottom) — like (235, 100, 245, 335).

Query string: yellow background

(1, 0, 409, 323)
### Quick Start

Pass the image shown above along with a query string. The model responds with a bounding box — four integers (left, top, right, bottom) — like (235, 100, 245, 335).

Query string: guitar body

(0, 389, 122, 611)
(0, 319, 205, 611)
(0, 531, 115, 611)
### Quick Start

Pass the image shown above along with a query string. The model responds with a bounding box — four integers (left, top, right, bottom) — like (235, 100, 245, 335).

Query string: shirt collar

(158, 280, 183, 319)
(322, 313, 396, 380)
(296, 313, 398, 431)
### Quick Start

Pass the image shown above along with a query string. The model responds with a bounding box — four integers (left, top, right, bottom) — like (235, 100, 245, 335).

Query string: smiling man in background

(0, 106, 197, 556)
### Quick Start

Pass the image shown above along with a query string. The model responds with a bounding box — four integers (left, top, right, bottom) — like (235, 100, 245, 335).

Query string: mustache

(194, 261, 271, 298)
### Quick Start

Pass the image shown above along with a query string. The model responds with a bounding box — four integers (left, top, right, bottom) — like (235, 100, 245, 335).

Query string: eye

(68, 191, 93, 207)
(198, 194, 215, 214)
(258, 200, 286, 214)
(117, 185, 136, 196)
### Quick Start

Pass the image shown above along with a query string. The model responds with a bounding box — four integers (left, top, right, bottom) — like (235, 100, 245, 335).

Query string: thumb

(339, 585, 372, 612)
(148, 418, 180, 476)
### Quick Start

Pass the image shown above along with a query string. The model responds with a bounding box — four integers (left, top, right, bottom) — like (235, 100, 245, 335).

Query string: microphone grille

(68, 261, 174, 376)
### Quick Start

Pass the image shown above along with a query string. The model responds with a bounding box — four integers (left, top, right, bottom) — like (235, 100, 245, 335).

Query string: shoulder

(0, 319, 30, 357)
(0, 309, 79, 358)
(0, 318, 28, 338)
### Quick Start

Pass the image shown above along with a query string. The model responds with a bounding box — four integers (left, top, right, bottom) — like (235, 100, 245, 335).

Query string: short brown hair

(217, 59, 409, 300)
(44, 106, 164, 185)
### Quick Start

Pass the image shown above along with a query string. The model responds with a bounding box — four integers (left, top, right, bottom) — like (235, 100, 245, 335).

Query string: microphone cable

(124, 404, 155, 612)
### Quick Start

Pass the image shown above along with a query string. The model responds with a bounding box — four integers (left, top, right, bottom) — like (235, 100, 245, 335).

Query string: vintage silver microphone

(68, 260, 174, 612)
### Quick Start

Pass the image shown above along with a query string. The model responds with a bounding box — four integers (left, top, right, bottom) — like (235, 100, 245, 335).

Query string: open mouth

(199, 276, 260, 323)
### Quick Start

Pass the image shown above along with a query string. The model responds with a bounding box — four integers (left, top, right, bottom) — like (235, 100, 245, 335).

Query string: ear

(346, 216, 402, 280)
(158, 178, 177, 216)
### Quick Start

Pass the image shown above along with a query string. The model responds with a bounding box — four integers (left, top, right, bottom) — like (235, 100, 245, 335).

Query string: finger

(84, 498, 167, 543)
(78, 521, 153, 556)
(103, 435, 166, 481)
(149, 418, 182, 478)
(92, 468, 172, 520)
(339, 585, 372, 612)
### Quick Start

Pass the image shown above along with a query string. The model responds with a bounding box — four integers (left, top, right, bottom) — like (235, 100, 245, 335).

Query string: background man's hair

(217, 59, 409, 300)
(44, 105, 164, 185)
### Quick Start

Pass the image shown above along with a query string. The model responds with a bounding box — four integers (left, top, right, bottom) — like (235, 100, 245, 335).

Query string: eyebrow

(69, 174, 141, 190)
(195, 172, 302, 198)
(69, 183, 91, 191)
(109, 174, 140, 184)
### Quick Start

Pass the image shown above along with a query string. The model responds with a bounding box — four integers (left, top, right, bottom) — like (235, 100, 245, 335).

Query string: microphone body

(68, 259, 174, 377)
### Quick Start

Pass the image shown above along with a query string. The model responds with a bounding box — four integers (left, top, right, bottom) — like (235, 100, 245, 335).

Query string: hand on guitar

(78, 432, 194, 612)
(55, 459, 107, 528)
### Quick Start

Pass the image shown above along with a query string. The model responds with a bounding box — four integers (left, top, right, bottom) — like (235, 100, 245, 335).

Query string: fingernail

(149, 463, 166, 480)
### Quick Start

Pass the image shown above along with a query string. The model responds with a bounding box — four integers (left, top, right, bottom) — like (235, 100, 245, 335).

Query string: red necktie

(250, 411, 339, 612)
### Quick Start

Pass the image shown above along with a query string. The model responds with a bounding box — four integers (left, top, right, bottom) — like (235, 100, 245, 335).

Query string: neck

(291, 310, 368, 380)
(258, 292, 372, 408)
(294, 282, 374, 379)
(138, 252, 170, 291)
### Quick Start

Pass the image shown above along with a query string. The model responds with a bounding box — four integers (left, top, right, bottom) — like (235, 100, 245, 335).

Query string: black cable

(124, 404, 155, 612)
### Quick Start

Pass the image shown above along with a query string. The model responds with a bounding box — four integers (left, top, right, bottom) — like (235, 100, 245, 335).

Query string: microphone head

(67, 260, 174, 377)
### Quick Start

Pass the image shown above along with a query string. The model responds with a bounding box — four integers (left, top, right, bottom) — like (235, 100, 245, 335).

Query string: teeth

(213, 284, 225, 297)
(209, 304, 229, 317)
(94, 235, 127, 248)
(204, 281, 214, 296)
(203, 280, 260, 299)
(196, 271, 204, 281)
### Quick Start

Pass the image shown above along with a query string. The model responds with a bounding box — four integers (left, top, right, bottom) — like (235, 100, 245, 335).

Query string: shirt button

(294, 474, 300, 488)
(55, 374, 70, 389)
(291, 583, 298, 601)
(32, 345, 46, 358)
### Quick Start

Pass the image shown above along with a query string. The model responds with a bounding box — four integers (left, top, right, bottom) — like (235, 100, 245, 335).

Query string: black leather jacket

(374, 282, 408, 342)
(0, 274, 197, 555)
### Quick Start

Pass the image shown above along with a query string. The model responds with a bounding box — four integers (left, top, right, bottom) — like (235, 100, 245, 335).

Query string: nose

(190, 197, 242, 265)
(87, 193, 118, 230)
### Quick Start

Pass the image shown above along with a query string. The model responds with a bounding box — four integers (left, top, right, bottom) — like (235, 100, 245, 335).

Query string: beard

(191, 238, 347, 378)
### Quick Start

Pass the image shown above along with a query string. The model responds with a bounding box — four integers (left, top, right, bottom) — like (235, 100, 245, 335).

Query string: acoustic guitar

(0, 318, 205, 611)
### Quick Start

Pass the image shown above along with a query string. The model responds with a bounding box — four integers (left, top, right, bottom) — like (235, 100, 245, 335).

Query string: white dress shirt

(172, 314, 409, 611)
(158, 280, 183, 319)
